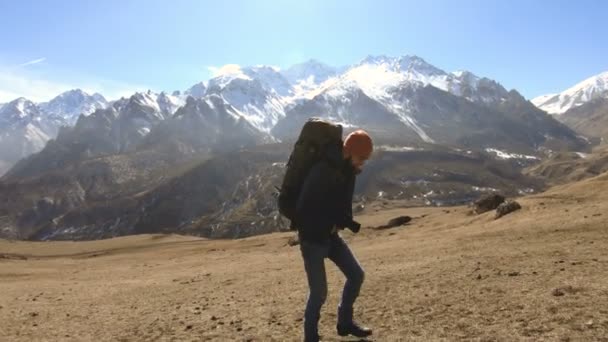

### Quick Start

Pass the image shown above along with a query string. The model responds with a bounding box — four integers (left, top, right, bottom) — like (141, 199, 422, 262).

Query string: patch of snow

(485, 148, 539, 160)
(377, 145, 421, 152)
(472, 186, 498, 192)
(532, 71, 608, 114)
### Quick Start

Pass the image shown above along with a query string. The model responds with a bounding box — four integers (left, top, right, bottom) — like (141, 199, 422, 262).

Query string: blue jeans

(299, 233, 365, 340)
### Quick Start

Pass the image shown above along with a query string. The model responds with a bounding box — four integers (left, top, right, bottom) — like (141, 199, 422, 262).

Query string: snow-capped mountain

(185, 82, 206, 98)
(114, 90, 184, 118)
(1, 53, 590, 179)
(106, 90, 185, 149)
(4, 90, 186, 178)
(274, 56, 586, 154)
(5, 94, 271, 180)
(281, 59, 338, 96)
(207, 65, 293, 97)
(205, 65, 292, 133)
(40, 89, 108, 125)
(0, 98, 68, 175)
(242, 66, 293, 97)
(0, 97, 40, 124)
(157, 91, 186, 116)
(0, 97, 67, 139)
(309, 55, 509, 105)
(532, 71, 608, 114)
(142, 94, 271, 153)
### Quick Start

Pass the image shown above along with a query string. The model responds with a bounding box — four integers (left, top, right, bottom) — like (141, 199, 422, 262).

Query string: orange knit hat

(344, 129, 373, 159)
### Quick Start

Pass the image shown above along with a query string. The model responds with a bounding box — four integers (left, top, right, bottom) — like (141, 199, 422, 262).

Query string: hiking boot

(337, 321, 372, 337)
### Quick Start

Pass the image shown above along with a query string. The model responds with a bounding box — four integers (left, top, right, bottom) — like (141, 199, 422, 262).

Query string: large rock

(374, 215, 412, 229)
(495, 200, 522, 219)
(473, 194, 505, 214)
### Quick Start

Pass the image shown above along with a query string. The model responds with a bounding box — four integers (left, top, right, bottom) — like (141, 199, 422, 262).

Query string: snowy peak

(205, 66, 292, 133)
(397, 55, 447, 77)
(207, 64, 293, 98)
(311, 54, 508, 105)
(282, 59, 338, 96)
(157, 91, 186, 116)
(243, 65, 293, 97)
(122, 90, 184, 120)
(185, 82, 207, 98)
(144, 94, 270, 152)
(358, 55, 396, 67)
(206, 75, 286, 133)
(40, 89, 108, 125)
(532, 71, 608, 114)
(122, 91, 166, 121)
(355, 55, 446, 76)
(282, 59, 337, 84)
(0, 97, 40, 122)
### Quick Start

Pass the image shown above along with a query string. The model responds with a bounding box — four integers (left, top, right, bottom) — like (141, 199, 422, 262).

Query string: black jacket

(294, 145, 357, 242)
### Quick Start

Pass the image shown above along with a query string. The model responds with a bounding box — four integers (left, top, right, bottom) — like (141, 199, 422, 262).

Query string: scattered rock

(585, 320, 594, 328)
(507, 271, 520, 277)
(375, 216, 412, 229)
(185, 325, 193, 330)
(476, 274, 482, 280)
(287, 235, 299, 247)
(211, 316, 218, 321)
(0, 253, 27, 260)
(474, 194, 505, 214)
(495, 200, 522, 219)
(29, 312, 38, 317)
(353, 203, 365, 213)
(552, 286, 578, 297)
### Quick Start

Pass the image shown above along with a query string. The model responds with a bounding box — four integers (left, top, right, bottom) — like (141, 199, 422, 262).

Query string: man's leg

(300, 240, 329, 341)
(328, 235, 365, 324)
(328, 235, 371, 337)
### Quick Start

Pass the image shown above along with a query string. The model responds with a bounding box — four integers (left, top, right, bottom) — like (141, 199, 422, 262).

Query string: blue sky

(0, 0, 606, 102)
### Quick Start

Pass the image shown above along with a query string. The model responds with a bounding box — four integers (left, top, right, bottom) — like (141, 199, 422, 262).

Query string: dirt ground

(1, 174, 608, 341)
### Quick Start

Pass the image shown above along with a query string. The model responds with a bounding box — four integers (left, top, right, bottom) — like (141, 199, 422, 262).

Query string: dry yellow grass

(2, 174, 608, 341)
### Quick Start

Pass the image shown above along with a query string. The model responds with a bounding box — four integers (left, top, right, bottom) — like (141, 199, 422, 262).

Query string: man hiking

(292, 128, 374, 342)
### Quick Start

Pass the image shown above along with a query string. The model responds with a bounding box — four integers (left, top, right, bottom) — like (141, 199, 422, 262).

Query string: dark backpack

(278, 118, 343, 229)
